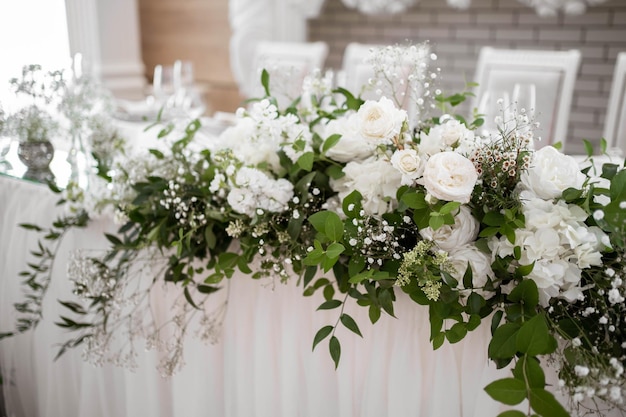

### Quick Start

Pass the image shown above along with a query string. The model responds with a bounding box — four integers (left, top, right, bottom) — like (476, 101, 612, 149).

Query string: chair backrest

(338, 42, 384, 100)
(244, 41, 328, 107)
(470, 47, 581, 150)
(603, 52, 626, 155)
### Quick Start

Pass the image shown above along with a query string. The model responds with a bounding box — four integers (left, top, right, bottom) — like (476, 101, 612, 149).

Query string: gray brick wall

(308, 0, 626, 154)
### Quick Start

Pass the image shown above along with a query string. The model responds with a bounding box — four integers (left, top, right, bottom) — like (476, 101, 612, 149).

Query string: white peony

(323, 112, 377, 163)
(520, 146, 586, 200)
(357, 97, 407, 144)
(448, 243, 496, 298)
(331, 157, 403, 215)
(422, 152, 478, 203)
(419, 206, 479, 252)
(390, 148, 425, 185)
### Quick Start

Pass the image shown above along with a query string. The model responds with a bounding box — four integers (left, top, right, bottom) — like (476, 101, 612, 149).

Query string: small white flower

(574, 365, 590, 377)
(593, 209, 605, 220)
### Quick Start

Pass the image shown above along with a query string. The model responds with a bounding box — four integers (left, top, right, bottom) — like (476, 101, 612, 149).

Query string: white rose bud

(422, 152, 478, 203)
(390, 148, 425, 184)
(357, 97, 407, 143)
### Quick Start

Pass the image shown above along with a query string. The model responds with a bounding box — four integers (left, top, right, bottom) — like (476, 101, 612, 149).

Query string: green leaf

(321, 255, 338, 273)
(489, 322, 520, 359)
(467, 292, 485, 315)
(439, 201, 461, 215)
(342, 190, 363, 217)
(491, 310, 504, 335)
(329, 336, 341, 369)
(429, 215, 445, 230)
(308, 212, 329, 234)
(446, 322, 468, 344)
(513, 355, 545, 389)
(324, 212, 344, 241)
(105, 233, 123, 246)
(296, 151, 314, 171)
(19, 223, 43, 232)
(312, 325, 333, 351)
(183, 287, 201, 310)
(401, 191, 427, 209)
(197, 284, 220, 294)
(340, 314, 363, 337)
(528, 388, 569, 417)
(205, 226, 216, 249)
(303, 266, 317, 288)
(322, 134, 342, 153)
(261, 69, 270, 96)
(317, 299, 342, 310)
(149, 148, 165, 159)
(483, 212, 505, 227)
(462, 264, 473, 290)
(497, 411, 527, 417)
(484, 378, 527, 406)
(432, 332, 446, 350)
(516, 314, 555, 356)
(508, 279, 539, 308)
(516, 263, 535, 277)
(467, 314, 481, 331)
(326, 242, 345, 259)
(368, 305, 381, 324)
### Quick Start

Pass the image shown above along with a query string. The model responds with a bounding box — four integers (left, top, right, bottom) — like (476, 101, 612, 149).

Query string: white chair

(244, 40, 328, 107)
(603, 52, 626, 155)
(337, 42, 384, 99)
(471, 47, 581, 150)
(337, 42, 432, 128)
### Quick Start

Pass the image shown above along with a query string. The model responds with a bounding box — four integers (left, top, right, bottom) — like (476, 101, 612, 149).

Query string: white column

(64, 0, 102, 77)
(64, 0, 146, 97)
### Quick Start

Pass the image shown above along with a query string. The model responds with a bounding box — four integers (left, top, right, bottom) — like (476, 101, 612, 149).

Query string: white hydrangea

(489, 196, 608, 306)
(226, 167, 293, 217)
(330, 157, 403, 215)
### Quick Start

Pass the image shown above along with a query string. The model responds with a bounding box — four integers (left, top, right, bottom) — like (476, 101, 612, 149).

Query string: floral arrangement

(2, 42, 626, 417)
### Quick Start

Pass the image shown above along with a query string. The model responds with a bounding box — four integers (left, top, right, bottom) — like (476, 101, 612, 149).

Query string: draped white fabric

(0, 174, 613, 417)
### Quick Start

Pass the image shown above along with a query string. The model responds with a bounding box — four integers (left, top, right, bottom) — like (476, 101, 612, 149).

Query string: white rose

(324, 113, 377, 162)
(390, 148, 425, 185)
(419, 206, 479, 251)
(357, 97, 407, 143)
(418, 115, 475, 156)
(331, 157, 403, 215)
(520, 146, 586, 200)
(422, 152, 478, 203)
(448, 243, 496, 298)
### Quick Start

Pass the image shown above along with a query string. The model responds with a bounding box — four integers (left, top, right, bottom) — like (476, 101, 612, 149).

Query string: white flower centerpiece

(2, 43, 626, 417)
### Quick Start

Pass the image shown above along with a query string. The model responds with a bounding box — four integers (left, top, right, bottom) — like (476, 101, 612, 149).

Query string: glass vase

(17, 140, 55, 183)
